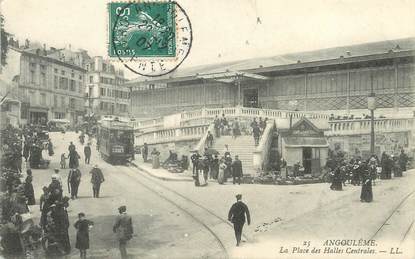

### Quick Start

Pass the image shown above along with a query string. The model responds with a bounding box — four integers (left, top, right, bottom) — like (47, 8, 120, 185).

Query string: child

(60, 153, 67, 169)
(74, 212, 94, 259)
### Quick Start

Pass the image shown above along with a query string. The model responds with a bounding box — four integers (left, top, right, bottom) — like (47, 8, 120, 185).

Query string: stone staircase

(211, 135, 256, 175)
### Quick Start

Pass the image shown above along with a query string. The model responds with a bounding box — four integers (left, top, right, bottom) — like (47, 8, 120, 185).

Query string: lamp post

(368, 74, 376, 155)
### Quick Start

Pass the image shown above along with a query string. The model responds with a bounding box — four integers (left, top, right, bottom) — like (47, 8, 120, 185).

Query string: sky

(1, 0, 415, 79)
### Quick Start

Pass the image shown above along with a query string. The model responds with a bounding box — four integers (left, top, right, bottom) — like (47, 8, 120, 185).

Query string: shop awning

(283, 137, 329, 147)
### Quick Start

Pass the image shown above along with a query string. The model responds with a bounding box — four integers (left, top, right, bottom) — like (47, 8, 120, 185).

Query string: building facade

(85, 56, 130, 118)
(5, 40, 88, 126)
(126, 38, 415, 118)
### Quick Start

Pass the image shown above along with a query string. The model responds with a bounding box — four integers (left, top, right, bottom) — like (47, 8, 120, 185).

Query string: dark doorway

(302, 147, 312, 174)
(243, 89, 258, 108)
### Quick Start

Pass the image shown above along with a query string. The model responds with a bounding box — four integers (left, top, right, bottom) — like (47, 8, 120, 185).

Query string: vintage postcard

(0, 0, 414, 258)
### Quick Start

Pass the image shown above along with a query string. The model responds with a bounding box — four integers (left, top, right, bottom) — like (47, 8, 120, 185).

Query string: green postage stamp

(107, 1, 192, 77)
(109, 1, 176, 58)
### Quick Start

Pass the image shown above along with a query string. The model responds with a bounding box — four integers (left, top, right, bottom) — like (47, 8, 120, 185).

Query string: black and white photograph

(0, 0, 414, 258)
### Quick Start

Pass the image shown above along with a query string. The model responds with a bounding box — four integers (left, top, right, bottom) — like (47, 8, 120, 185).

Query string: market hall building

(126, 38, 415, 117)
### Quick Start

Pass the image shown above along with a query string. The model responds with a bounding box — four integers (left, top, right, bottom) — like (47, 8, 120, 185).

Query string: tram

(97, 118, 135, 164)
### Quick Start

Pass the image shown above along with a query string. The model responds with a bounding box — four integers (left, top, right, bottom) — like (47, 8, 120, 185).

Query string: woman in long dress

(74, 212, 94, 259)
(330, 167, 343, 191)
(360, 165, 373, 202)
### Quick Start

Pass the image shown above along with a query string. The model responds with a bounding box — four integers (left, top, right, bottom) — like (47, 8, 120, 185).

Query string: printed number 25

(116, 7, 130, 16)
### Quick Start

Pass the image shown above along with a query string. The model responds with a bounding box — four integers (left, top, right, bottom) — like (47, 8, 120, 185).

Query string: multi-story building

(3, 39, 89, 126)
(85, 56, 130, 118)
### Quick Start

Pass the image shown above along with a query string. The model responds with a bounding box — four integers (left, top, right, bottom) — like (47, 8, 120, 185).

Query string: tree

(0, 14, 9, 67)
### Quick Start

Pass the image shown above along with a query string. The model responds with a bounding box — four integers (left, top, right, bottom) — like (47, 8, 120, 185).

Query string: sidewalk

(130, 158, 194, 182)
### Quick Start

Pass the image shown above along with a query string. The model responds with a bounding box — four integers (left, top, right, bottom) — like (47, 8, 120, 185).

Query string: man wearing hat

(113, 206, 133, 259)
(231, 155, 243, 185)
(89, 165, 105, 198)
(228, 194, 251, 247)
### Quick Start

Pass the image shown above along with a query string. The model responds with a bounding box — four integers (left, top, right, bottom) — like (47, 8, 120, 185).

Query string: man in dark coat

(211, 155, 219, 180)
(69, 150, 81, 169)
(214, 115, 221, 138)
(84, 143, 91, 164)
(142, 143, 148, 162)
(190, 151, 201, 176)
(252, 125, 261, 146)
(24, 169, 36, 205)
(231, 155, 243, 185)
(90, 165, 105, 198)
(330, 167, 343, 191)
(68, 142, 76, 153)
(399, 150, 408, 172)
(206, 131, 214, 148)
(228, 194, 251, 247)
(48, 139, 54, 156)
(113, 206, 133, 259)
(68, 168, 82, 199)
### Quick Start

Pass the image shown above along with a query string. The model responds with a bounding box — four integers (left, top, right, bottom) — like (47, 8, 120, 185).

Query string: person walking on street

(84, 143, 91, 164)
(142, 143, 149, 162)
(24, 169, 36, 205)
(228, 194, 251, 247)
(69, 149, 81, 169)
(231, 155, 243, 185)
(399, 149, 408, 172)
(48, 138, 54, 157)
(90, 165, 105, 198)
(74, 212, 94, 259)
(113, 206, 133, 259)
(68, 141, 76, 153)
(68, 168, 82, 199)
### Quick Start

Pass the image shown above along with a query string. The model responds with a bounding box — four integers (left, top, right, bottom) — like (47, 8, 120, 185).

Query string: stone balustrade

(135, 123, 209, 146)
(180, 106, 330, 122)
(325, 117, 415, 136)
(134, 106, 330, 132)
(253, 120, 275, 175)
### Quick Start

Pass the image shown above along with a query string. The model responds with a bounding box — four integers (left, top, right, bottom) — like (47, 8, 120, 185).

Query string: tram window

(109, 130, 132, 144)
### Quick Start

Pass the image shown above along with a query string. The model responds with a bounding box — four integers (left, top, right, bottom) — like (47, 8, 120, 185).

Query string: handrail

(135, 123, 210, 146)
(193, 123, 215, 153)
(253, 120, 275, 175)
(135, 106, 330, 131)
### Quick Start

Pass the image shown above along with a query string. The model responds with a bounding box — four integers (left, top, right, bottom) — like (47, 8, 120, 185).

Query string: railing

(135, 106, 330, 131)
(253, 120, 275, 176)
(193, 123, 215, 153)
(325, 117, 415, 136)
(132, 117, 164, 131)
(135, 123, 210, 146)
(180, 106, 330, 122)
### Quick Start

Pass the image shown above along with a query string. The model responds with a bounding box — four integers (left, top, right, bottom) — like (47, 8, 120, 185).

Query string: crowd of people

(329, 113, 387, 121)
(212, 114, 268, 146)
(0, 125, 134, 258)
(326, 148, 409, 203)
(190, 145, 244, 186)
